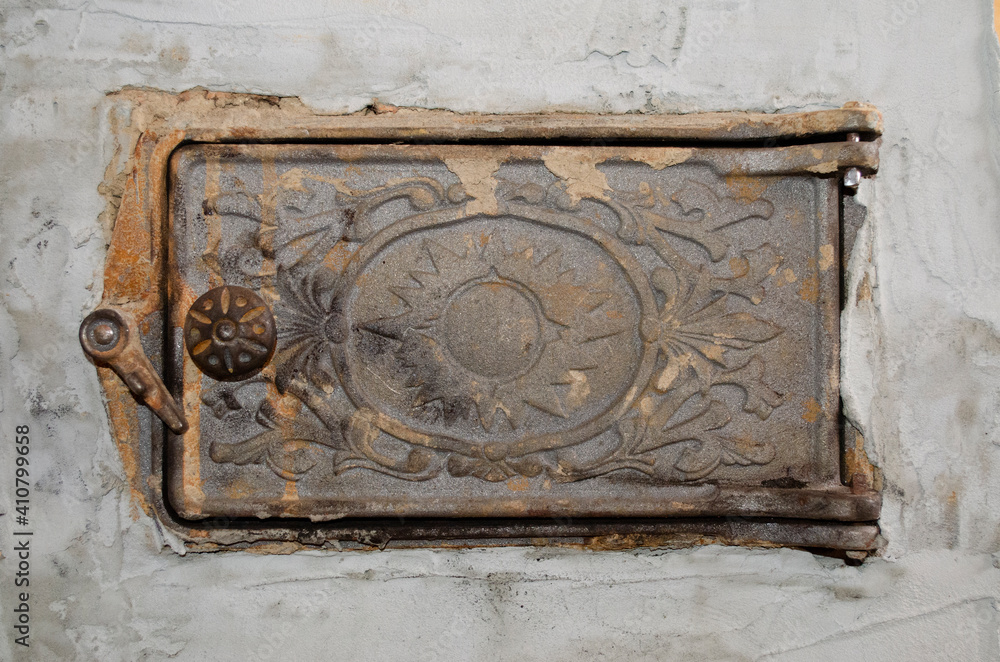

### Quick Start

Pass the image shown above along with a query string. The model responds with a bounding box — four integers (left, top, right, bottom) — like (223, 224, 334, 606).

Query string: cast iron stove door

(81, 107, 882, 550)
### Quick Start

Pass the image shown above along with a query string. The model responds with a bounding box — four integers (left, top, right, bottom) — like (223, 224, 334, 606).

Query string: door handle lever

(80, 307, 188, 434)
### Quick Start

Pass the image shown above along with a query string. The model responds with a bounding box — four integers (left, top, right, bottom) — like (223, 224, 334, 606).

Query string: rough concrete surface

(1, 0, 999, 659)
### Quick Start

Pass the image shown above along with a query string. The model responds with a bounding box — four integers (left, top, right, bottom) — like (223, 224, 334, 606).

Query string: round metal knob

(184, 286, 277, 381)
(80, 308, 128, 361)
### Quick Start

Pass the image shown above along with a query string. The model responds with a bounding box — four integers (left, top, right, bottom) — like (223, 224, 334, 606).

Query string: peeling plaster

(542, 148, 611, 202)
(444, 156, 503, 215)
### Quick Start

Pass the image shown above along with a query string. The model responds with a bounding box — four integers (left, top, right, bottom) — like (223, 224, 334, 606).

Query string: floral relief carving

(204, 165, 786, 484)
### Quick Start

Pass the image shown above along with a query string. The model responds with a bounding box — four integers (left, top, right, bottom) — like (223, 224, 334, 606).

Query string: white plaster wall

(1, 0, 999, 659)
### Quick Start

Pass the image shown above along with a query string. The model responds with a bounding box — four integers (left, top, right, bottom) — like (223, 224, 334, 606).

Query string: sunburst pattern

(363, 235, 626, 431)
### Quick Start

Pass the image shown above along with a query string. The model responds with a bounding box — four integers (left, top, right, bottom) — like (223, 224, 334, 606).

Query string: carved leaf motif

(209, 433, 320, 481)
(674, 433, 776, 479)
(267, 440, 322, 479)
(206, 191, 260, 221)
(210, 411, 344, 481)
(334, 178, 448, 241)
(210, 428, 278, 466)
(559, 213, 784, 481)
(201, 167, 791, 486)
(716, 356, 783, 420)
(201, 384, 244, 418)
(610, 180, 774, 263)
(652, 264, 784, 388)
(639, 208, 732, 261)
(635, 399, 730, 454)
(672, 181, 775, 233)
(272, 229, 348, 395)
(341, 409, 437, 477)
(713, 244, 781, 304)
(200, 189, 269, 283)
(678, 311, 782, 350)
(447, 454, 546, 482)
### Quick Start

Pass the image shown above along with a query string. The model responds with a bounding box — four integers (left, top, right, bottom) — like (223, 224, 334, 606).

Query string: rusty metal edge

(179, 486, 881, 523)
(173, 104, 883, 143)
(148, 448, 880, 552)
(97, 93, 884, 552)
(149, 482, 880, 553)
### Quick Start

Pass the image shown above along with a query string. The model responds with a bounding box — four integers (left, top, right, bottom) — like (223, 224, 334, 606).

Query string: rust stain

(103, 171, 154, 305)
(564, 369, 591, 409)
(843, 426, 882, 492)
(856, 272, 872, 303)
(282, 480, 299, 504)
(222, 475, 260, 500)
(322, 240, 357, 274)
(506, 476, 530, 492)
(798, 273, 820, 303)
(654, 353, 693, 392)
(533, 276, 614, 325)
(180, 358, 206, 515)
(801, 397, 822, 423)
(244, 542, 302, 555)
(725, 174, 769, 203)
(729, 255, 750, 278)
(639, 394, 657, 415)
(818, 244, 835, 271)
(203, 152, 223, 287)
(228, 126, 259, 139)
(91, 89, 882, 548)
(785, 207, 804, 227)
(581, 533, 783, 552)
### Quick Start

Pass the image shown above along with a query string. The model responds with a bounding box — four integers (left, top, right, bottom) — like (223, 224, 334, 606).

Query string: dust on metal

(166, 140, 874, 525)
(80, 97, 883, 552)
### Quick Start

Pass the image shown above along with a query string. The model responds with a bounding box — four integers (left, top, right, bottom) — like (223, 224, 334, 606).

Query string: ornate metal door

(81, 105, 881, 553)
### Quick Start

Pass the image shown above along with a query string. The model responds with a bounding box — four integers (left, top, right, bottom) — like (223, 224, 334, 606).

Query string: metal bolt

(92, 321, 117, 345)
(214, 319, 238, 341)
(843, 132, 862, 191)
(79, 309, 126, 358)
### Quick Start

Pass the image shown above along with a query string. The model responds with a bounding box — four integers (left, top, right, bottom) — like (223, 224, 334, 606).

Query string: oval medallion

(340, 215, 649, 449)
